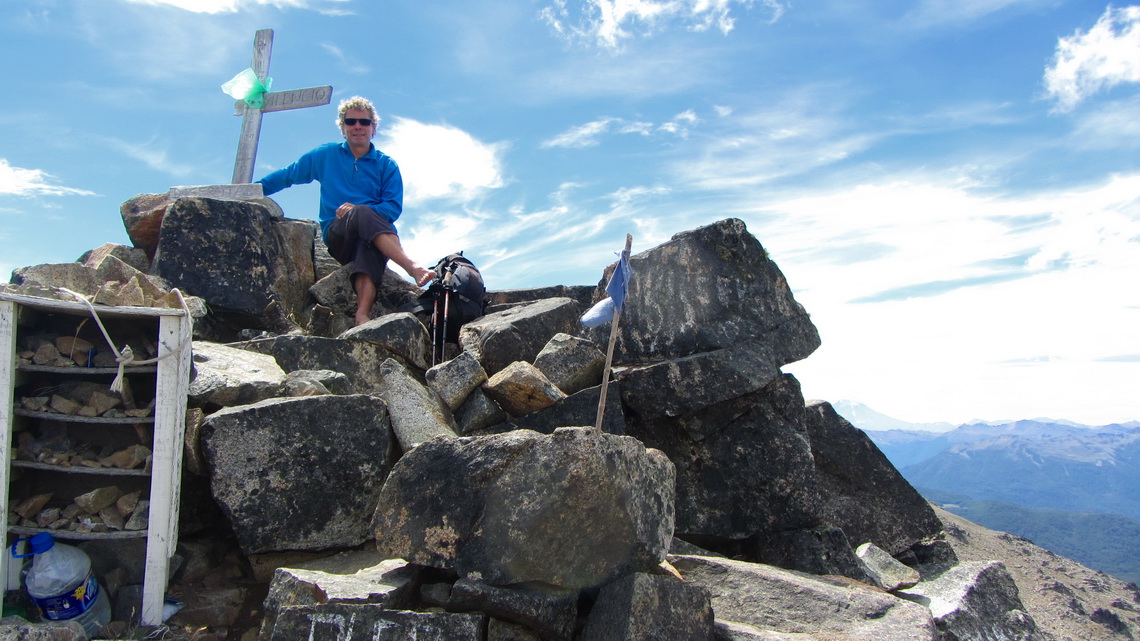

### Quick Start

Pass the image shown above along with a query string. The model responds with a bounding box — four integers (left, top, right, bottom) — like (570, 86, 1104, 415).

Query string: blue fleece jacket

(257, 141, 403, 241)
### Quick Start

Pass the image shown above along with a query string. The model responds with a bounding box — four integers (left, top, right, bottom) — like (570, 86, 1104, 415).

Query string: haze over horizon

(2, 0, 1138, 427)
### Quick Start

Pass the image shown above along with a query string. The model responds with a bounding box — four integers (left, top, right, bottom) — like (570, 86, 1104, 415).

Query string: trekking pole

(437, 261, 461, 363)
(441, 288, 451, 363)
(430, 295, 440, 367)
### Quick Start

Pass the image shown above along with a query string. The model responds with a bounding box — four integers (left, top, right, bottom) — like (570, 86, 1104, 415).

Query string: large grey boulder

(80, 242, 150, 272)
(259, 552, 419, 641)
(340, 312, 432, 371)
(533, 333, 605, 395)
(310, 265, 422, 331)
(504, 381, 625, 436)
(455, 387, 508, 435)
(444, 578, 578, 641)
(201, 395, 395, 554)
(580, 572, 714, 641)
(120, 185, 271, 260)
(188, 341, 286, 408)
(373, 427, 675, 590)
(151, 197, 315, 320)
(270, 217, 319, 317)
(750, 525, 873, 584)
(595, 218, 819, 365)
(246, 334, 402, 395)
(376, 358, 459, 451)
(803, 400, 945, 556)
(617, 339, 784, 420)
(858, 542, 921, 592)
(670, 554, 938, 640)
(483, 361, 567, 417)
(459, 297, 582, 375)
(267, 605, 483, 641)
(899, 561, 1045, 641)
(425, 351, 488, 411)
(626, 374, 820, 542)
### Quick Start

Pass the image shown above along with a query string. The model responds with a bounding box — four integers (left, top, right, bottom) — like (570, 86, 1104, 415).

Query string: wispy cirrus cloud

(0, 159, 96, 197)
(93, 136, 197, 177)
(541, 110, 701, 148)
(120, 0, 341, 14)
(1045, 5, 1140, 112)
(900, 0, 1046, 29)
(539, 0, 785, 48)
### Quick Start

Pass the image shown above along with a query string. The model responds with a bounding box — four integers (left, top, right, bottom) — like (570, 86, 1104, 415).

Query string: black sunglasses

(342, 118, 373, 126)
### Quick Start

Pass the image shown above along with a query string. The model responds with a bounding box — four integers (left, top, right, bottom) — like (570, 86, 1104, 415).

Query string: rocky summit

(3, 194, 1139, 641)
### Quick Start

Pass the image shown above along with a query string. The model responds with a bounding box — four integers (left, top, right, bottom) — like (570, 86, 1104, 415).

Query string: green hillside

(921, 488, 1140, 586)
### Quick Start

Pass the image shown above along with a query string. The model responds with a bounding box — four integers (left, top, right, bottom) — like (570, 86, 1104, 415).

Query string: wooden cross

(230, 28, 333, 184)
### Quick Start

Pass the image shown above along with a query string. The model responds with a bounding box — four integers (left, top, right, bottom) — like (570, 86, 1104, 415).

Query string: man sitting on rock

(256, 95, 434, 325)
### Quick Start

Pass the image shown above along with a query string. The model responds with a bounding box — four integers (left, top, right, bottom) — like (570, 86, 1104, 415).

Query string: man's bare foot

(354, 311, 371, 326)
(414, 268, 436, 287)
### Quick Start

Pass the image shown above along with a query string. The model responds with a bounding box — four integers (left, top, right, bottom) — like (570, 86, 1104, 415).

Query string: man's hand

(336, 202, 355, 219)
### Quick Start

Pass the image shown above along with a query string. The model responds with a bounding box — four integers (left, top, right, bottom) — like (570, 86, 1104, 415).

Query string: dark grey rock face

(626, 374, 820, 542)
(267, 604, 484, 641)
(245, 334, 401, 395)
(899, 561, 1046, 641)
(671, 554, 939, 640)
(446, 578, 578, 641)
(201, 394, 395, 554)
(580, 572, 714, 641)
(373, 427, 675, 590)
(803, 400, 945, 556)
(152, 197, 312, 318)
(460, 297, 582, 375)
(597, 218, 819, 365)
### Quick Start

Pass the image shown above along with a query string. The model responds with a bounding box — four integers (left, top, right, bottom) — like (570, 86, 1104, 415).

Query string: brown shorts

(325, 205, 396, 287)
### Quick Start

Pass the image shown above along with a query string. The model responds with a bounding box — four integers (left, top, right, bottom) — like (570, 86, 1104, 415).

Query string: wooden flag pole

(595, 233, 632, 432)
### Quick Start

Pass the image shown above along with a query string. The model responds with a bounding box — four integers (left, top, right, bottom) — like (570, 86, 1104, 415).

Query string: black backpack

(400, 253, 486, 358)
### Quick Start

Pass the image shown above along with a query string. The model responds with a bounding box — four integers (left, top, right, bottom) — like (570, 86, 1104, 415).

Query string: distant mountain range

(830, 400, 956, 433)
(834, 401, 1140, 585)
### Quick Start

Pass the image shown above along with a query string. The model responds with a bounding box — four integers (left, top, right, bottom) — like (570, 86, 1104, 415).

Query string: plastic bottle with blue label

(10, 532, 111, 636)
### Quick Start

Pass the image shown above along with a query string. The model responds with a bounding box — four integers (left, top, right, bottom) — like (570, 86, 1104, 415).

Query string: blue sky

(2, 0, 1138, 426)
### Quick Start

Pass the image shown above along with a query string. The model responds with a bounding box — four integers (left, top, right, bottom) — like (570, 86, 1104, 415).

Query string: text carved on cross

(230, 29, 332, 184)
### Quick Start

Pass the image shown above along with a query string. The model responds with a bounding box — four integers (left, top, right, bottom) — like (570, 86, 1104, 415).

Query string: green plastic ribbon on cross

(221, 67, 273, 109)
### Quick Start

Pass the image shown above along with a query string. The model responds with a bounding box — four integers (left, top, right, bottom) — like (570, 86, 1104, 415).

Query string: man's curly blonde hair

(336, 96, 378, 129)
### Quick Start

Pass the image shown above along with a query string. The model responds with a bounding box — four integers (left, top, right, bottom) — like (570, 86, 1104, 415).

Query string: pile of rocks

(3, 194, 1105, 641)
(10, 486, 149, 535)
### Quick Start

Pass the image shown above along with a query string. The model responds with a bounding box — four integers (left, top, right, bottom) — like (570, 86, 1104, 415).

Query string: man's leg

(353, 272, 377, 326)
(374, 233, 435, 287)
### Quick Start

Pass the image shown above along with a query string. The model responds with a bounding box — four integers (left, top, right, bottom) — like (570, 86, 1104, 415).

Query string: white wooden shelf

(10, 460, 151, 477)
(1, 292, 191, 626)
(7, 526, 148, 541)
(12, 408, 155, 424)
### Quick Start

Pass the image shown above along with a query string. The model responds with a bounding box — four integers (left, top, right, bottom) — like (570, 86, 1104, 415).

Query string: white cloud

(540, 0, 784, 48)
(1070, 95, 1140, 147)
(542, 111, 700, 148)
(542, 118, 617, 148)
(92, 136, 197, 177)
(0, 159, 96, 197)
(760, 174, 1140, 424)
(320, 43, 371, 74)
(378, 118, 506, 205)
(682, 98, 876, 189)
(1045, 5, 1140, 112)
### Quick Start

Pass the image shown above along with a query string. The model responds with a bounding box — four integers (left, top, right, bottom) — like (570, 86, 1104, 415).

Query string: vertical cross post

(232, 29, 273, 184)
